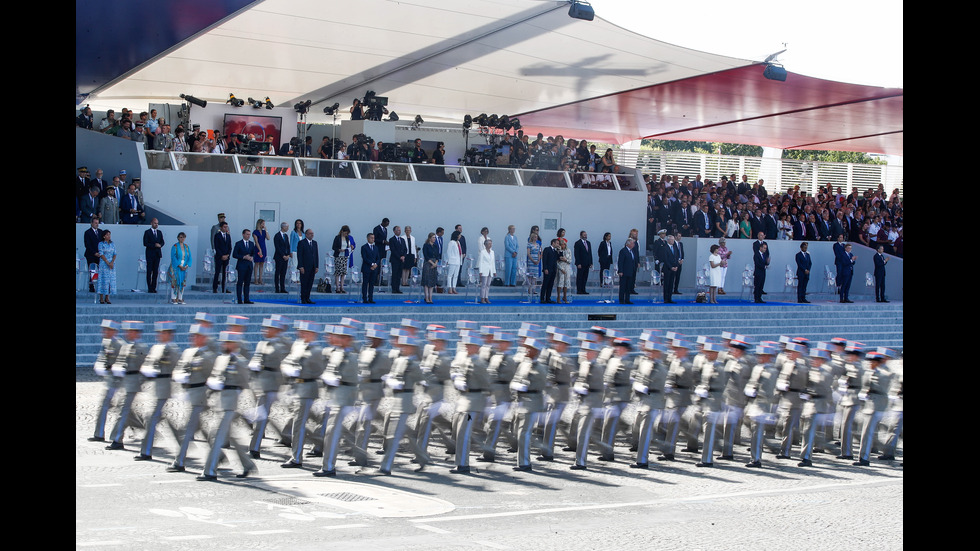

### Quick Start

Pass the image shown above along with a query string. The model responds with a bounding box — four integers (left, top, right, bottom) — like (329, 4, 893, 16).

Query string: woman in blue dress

(526, 229, 542, 278)
(97, 230, 117, 304)
(252, 218, 269, 285)
(169, 231, 192, 304)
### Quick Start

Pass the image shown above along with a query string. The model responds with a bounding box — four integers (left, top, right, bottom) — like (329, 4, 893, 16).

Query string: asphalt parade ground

(76, 368, 903, 550)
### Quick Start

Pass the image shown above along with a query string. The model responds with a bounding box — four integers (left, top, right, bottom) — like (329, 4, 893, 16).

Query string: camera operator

(432, 142, 445, 165)
(411, 138, 428, 164)
(350, 98, 364, 120)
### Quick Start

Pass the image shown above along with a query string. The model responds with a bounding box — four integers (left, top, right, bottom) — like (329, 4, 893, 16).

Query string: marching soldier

(719, 339, 753, 460)
(224, 315, 252, 360)
(743, 344, 780, 467)
(280, 321, 324, 469)
(774, 341, 809, 460)
(630, 340, 668, 469)
(105, 321, 149, 450)
(798, 347, 834, 467)
(167, 324, 217, 473)
(879, 366, 903, 461)
(134, 321, 180, 461)
(570, 340, 604, 470)
(853, 349, 894, 466)
(314, 325, 360, 477)
(414, 327, 455, 457)
(378, 336, 428, 474)
(449, 334, 490, 474)
(510, 338, 548, 472)
(198, 331, 257, 480)
(539, 332, 575, 461)
(598, 338, 634, 462)
(835, 342, 865, 460)
(482, 332, 517, 463)
(695, 343, 726, 467)
(89, 320, 123, 443)
(247, 317, 291, 459)
(350, 325, 391, 466)
(659, 338, 695, 461)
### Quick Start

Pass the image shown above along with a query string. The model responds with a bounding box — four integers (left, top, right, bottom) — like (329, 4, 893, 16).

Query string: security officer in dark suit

(273, 222, 291, 293)
(212, 222, 232, 294)
(573, 231, 593, 294)
(232, 229, 256, 304)
(372, 218, 390, 287)
(389, 226, 407, 294)
(83, 217, 103, 292)
(361, 233, 381, 303)
(297, 229, 319, 304)
(540, 239, 559, 303)
(142, 218, 165, 293)
(661, 235, 680, 303)
(753, 242, 770, 303)
(873, 246, 889, 302)
(795, 242, 812, 303)
(617, 239, 637, 304)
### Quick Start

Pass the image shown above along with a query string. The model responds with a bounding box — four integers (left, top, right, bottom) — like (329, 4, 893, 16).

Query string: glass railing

(143, 150, 644, 190)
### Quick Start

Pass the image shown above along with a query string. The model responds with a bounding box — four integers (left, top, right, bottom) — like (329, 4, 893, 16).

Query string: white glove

(248, 356, 262, 371)
(94, 365, 108, 376)
(450, 372, 461, 380)
(632, 382, 649, 394)
(173, 371, 190, 384)
(799, 393, 811, 401)
(776, 381, 789, 392)
(206, 376, 224, 390)
(322, 373, 340, 386)
(281, 366, 300, 378)
(858, 391, 868, 401)
(139, 365, 158, 378)
(510, 381, 528, 392)
(744, 387, 757, 398)
(663, 383, 674, 394)
(695, 386, 709, 399)
(454, 378, 467, 392)
(385, 378, 404, 390)
(573, 382, 589, 395)
(111, 364, 127, 377)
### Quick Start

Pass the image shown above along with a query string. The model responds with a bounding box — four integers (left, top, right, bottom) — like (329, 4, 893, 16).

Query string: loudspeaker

(763, 64, 787, 82)
(568, 1, 594, 21)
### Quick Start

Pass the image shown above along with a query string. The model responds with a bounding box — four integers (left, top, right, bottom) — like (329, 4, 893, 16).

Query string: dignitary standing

(361, 233, 381, 303)
(574, 231, 593, 295)
(212, 222, 232, 294)
(753, 242, 770, 303)
(297, 229, 319, 304)
(504, 225, 519, 287)
(477, 238, 497, 304)
(143, 218, 165, 293)
(617, 239, 637, 304)
(873, 245, 889, 302)
(273, 222, 291, 294)
(540, 239, 559, 303)
(795, 242, 812, 303)
(232, 229, 256, 304)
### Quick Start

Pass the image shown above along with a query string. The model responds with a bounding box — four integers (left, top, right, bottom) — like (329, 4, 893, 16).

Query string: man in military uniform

(449, 334, 490, 474)
(719, 339, 753, 460)
(247, 317, 292, 458)
(835, 342, 864, 460)
(743, 345, 780, 468)
(198, 331, 257, 480)
(378, 336, 428, 474)
(539, 332, 575, 461)
(853, 349, 894, 466)
(314, 325, 360, 477)
(570, 340, 604, 470)
(774, 342, 809, 460)
(134, 321, 180, 461)
(106, 321, 149, 450)
(481, 332, 517, 463)
(695, 343, 726, 467)
(280, 321, 325, 469)
(598, 338, 634, 462)
(798, 347, 835, 467)
(350, 325, 391, 466)
(510, 338, 548, 472)
(630, 340, 668, 469)
(89, 320, 123, 442)
(414, 328, 455, 458)
(659, 339, 695, 461)
(167, 324, 217, 473)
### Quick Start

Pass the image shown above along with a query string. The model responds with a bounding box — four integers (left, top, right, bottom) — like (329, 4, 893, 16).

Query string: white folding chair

(89, 263, 99, 304)
(783, 265, 797, 295)
(601, 269, 615, 302)
(739, 266, 754, 301)
(133, 254, 147, 292)
(824, 266, 837, 300)
(347, 267, 362, 303)
(410, 266, 423, 303)
(465, 267, 481, 304)
(649, 265, 662, 303)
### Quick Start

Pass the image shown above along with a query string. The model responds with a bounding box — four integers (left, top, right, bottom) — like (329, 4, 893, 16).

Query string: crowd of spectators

(75, 166, 146, 225)
(643, 173, 903, 257)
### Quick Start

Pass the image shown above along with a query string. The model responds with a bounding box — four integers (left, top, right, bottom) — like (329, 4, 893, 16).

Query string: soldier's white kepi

(155, 321, 175, 332)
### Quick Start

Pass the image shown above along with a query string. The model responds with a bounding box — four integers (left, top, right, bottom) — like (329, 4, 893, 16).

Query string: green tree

(782, 150, 886, 164)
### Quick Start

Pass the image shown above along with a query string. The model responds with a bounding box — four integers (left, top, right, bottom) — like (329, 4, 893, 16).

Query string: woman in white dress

(708, 244, 723, 304)
(477, 238, 496, 304)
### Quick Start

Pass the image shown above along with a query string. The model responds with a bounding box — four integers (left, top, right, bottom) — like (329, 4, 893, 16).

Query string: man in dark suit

(793, 217, 807, 241)
(574, 230, 593, 294)
(388, 226, 407, 294)
(273, 222, 291, 293)
(372, 218, 390, 288)
(233, 229, 256, 304)
(838, 243, 856, 303)
(540, 238, 559, 303)
(693, 203, 712, 238)
(753, 242, 770, 303)
(672, 233, 686, 295)
(752, 232, 768, 254)
(795, 242, 812, 303)
(598, 233, 613, 284)
(818, 211, 833, 241)
(212, 222, 232, 294)
(873, 245, 889, 302)
(83, 216, 103, 292)
(750, 209, 765, 239)
(142, 218, 165, 293)
(764, 207, 779, 240)
(661, 235, 680, 303)
(617, 239, 637, 304)
(361, 233, 380, 303)
(832, 234, 847, 295)
(297, 228, 319, 304)
(120, 183, 144, 224)
(673, 199, 692, 237)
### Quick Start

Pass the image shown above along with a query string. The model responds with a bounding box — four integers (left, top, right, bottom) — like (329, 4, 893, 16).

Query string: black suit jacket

(361, 243, 380, 273)
(213, 231, 232, 258)
(597, 240, 614, 269)
(541, 246, 558, 274)
(693, 210, 712, 237)
(232, 239, 255, 271)
(873, 253, 887, 276)
(764, 215, 778, 240)
(574, 239, 593, 269)
(617, 246, 637, 275)
(274, 231, 290, 261)
(389, 234, 408, 262)
(297, 238, 319, 271)
(143, 228, 165, 259)
(754, 249, 770, 272)
(795, 251, 812, 277)
(373, 224, 389, 257)
(83, 227, 103, 265)
(662, 243, 679, 270)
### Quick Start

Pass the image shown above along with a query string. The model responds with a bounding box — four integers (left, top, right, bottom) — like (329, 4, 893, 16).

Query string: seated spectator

(99, 109, 117, 133)
(77, 106, 94, 129)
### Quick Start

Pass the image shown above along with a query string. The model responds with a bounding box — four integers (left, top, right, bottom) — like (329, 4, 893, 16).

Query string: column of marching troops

(87, 314, 903, 481)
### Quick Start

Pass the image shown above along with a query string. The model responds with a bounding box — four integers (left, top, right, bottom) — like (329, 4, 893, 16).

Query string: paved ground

(77, 369, 903, 550)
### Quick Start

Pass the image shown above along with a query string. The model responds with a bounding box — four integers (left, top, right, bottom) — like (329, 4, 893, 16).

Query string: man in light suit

(273, 222, 291, 293)
(361, 233, 380, 303)
(233, 229, 256, 304)
(574, 230, 593, 294)
(617, 239, 637, 304)
(142, 218, 165, 293)
(795, 242, 812, 303)
(296, 228, 319, 304)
